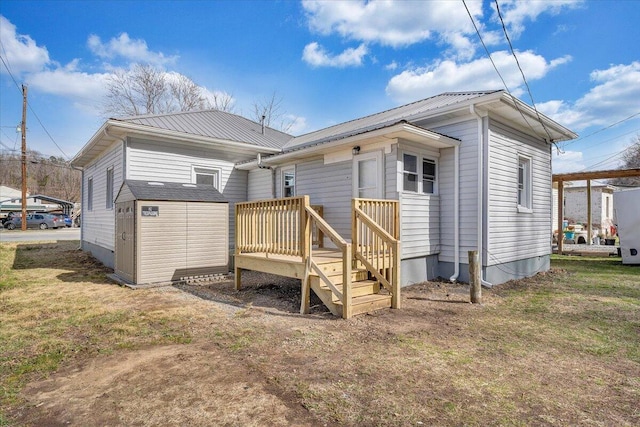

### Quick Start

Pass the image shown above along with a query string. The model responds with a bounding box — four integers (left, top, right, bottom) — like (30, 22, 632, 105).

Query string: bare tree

(251, 92, 295, 133)
(102, 64, 233, 117)
(610, 135, 640, 187)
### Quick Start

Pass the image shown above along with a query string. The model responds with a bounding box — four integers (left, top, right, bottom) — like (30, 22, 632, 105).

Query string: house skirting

(404, 254, 550, 286)
(82, 240, 115, 269)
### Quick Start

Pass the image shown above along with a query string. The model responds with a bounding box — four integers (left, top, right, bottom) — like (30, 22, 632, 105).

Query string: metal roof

(115, 109, 293, 150)
(285, 91, 500, 150)
(119, 180, 227, 203)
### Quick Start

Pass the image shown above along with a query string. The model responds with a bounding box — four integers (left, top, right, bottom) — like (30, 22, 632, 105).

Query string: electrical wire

(562, 111, 640, 149)
(0, 54, 70, 160)
(461, 0, 546, 142)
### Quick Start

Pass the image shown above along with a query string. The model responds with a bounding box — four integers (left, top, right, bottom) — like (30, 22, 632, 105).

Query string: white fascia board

(237, 122, 459, 170)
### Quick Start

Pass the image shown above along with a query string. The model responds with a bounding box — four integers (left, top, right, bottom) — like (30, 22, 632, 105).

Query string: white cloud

(385, 61, 398, 71)
(552, 149, 585, 173)
(302, 42, 368, 68)
(386, 50, 571, 104)
(285, 115, 308, 135)
(538, 62, 640, 131)
(493, 0, 584, 38)
(0, 15, 50, 74)
(87, 33, 177, 66)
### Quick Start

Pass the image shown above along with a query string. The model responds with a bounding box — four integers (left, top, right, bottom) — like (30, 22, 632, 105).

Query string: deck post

(234, 203, 242, 290)
(342, 243, 352, 319)
(351, 199, 358, 268)
(557, 181, 564, 255)
(392, 240, 401, 309)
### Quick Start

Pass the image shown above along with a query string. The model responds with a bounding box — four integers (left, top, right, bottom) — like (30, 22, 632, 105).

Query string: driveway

(0, 227, 81, 243)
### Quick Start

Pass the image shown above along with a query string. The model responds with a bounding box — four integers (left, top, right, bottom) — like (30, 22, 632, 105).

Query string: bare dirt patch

(3, 243, 639, 426)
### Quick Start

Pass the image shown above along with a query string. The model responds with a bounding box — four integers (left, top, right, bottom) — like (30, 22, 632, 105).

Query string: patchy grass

(1, 242, 639, 426)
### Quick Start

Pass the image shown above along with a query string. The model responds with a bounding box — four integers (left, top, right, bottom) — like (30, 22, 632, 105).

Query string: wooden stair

(309, 257, 391, 317)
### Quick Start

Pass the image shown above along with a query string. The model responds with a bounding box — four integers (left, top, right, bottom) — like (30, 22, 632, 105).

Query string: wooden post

(557, 181, 564, 255)
(586, 179, 592, 245)
(20, 85, 28, 231)
(342, 243, 352, 319)
(469, 251, 481, 304)
(234, 203, 242, 290)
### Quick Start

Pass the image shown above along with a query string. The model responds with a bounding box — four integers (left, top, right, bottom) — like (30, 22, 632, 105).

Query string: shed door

(115, 201, 135, 283)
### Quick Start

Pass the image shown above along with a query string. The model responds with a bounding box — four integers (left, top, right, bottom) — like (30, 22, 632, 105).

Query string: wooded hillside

(0, 151, 81, 203)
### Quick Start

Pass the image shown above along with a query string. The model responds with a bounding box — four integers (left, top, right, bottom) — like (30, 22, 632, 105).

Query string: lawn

(1, 241, 639, 426)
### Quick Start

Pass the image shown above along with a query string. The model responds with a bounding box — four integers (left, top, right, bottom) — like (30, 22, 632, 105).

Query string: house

(71, 90, 577, 305)
(563, 184, 617, 238)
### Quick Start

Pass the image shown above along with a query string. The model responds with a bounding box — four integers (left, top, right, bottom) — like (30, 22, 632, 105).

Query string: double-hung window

(282, 167, 295, 197)
(87, 177, 93, 211)
(106, 168, 114, 209)
(517, 156, 532, 212)
(403, 152, 437, 194)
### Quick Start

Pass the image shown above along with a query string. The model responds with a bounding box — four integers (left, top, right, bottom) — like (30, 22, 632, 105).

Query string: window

(193, 167, 220, 188)
(106, 168, 114, 209)
(517, 156, 532, 211)
(282, 167, 295, 197)
(87, 177, 93, 211)
(402, 152, 436, 194)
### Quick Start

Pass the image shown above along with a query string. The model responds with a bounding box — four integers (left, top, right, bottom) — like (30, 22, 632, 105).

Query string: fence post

(469, 250, 481, 304)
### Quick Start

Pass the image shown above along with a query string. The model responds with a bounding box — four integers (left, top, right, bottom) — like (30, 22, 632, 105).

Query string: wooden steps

(308, 257, 391, 317)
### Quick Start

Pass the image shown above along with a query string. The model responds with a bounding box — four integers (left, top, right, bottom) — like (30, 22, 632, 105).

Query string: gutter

(471, 104, 494, 288)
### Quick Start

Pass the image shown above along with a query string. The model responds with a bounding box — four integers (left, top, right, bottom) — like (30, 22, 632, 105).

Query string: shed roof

(118, 180, 227, 203)
(115, 109, 293, 150)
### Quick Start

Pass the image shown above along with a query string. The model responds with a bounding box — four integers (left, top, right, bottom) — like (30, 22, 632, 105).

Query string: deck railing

(352, 198, 401, 309)
(235, 197, 308, 258)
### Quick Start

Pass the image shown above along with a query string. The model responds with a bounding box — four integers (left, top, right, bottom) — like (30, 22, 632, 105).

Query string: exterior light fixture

(352, 146, 360, 155)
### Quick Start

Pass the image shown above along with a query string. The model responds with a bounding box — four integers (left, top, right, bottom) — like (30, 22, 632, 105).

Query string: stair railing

(304, 197, 353, 318)
(352, 198, 401, 309)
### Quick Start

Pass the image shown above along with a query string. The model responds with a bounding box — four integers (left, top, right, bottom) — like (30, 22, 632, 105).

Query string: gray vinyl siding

(137, 201, 228, 284)
(127, 138, 248, 250)
(486, 118, 552, 264)
(248, 169, 273, 200)
(400, 193, 440, 257)
(385, 144, 398, 200)
(294, 158, 353, 240)
(82, 141, 123, 253)
(430, 119, 479, 263)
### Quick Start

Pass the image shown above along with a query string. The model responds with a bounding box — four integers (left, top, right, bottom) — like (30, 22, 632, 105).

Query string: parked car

(4, 213, 65, 230)
(49, 213, 72, 227)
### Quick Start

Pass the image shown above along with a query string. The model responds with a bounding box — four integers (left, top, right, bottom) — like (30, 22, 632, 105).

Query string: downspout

(470, 105, 494, 288)
(449, 142, 460, 282)
(257, 153, 276, 199)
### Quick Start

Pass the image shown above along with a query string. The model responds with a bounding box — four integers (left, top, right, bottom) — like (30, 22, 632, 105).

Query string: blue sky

(0, 0, 639, 173)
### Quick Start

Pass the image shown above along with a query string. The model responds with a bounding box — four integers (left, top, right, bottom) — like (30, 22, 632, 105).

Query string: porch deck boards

(234, 248, 343, 280)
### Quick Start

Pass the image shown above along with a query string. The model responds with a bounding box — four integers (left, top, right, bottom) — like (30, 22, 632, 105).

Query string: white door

(353, 151, 383, 199)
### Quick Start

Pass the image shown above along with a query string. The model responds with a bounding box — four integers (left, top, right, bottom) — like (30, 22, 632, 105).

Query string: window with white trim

(517, 156, 532, 211)
(193, 167, 220, 188)
(87, 177, 93, 211)
(282, 167, 295, 197)
(106, 167, 114, 209)
(402, 152, 437, 194)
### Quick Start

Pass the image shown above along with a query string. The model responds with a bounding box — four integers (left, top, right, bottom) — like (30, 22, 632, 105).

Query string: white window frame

(106, 167, 114, 210)
(87, 177, 93, 211)
(352, 150, 383, 198)
(282, 166, 295, 198)
(400, 150, 438, 195)
(192, 166, 221, 189)
(517, 155, 533, 213)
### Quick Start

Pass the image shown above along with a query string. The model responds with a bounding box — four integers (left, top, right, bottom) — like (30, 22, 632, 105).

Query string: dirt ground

(7, 267, 639, 426)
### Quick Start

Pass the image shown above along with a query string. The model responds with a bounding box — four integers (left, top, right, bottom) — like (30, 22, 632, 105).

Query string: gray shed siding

(136, 201, 228, 284)
(486, 118, 552, 264)
(126, 138, 247, 251)
(81, 140, 123, 266)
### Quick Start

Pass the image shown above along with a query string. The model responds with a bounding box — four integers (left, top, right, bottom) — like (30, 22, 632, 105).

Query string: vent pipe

(261, 115, 266, 135)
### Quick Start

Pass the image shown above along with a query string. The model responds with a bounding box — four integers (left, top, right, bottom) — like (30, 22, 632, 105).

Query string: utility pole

(21, 84, 28, 231)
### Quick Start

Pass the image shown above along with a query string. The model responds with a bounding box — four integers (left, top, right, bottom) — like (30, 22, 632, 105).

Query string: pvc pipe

(449, 143, 460, 282)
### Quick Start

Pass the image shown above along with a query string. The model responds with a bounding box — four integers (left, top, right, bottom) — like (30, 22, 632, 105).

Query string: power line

(0, 54, 70, 160)
(461, 0, 544, 142)
(494, 0, 554, 143)
(581, 143, 637, 171)
(562, 111, 640, 149)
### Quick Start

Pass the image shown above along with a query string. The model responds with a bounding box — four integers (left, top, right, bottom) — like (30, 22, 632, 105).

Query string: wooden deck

(234, 196, 400, 318)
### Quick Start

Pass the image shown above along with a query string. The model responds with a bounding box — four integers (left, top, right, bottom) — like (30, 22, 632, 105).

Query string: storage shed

(114, 180, 229, 286)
